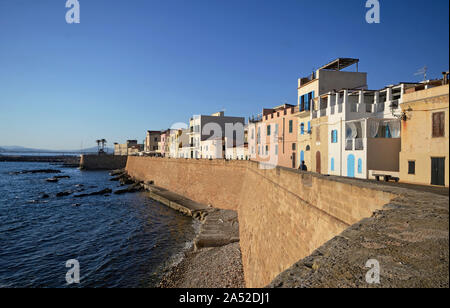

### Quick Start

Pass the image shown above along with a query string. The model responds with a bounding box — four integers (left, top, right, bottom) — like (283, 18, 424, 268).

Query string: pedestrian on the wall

(299, 160, 308, 171)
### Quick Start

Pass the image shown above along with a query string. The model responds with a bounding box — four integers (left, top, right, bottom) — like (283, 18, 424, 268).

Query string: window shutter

(439, 112, 445, 137)
(433, 112, 445, 137)
(433, 113, 439, 137)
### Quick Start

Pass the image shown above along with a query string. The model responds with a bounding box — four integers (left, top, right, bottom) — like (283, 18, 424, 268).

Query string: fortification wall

(126, 157, 398, 287)
(80, 154, 128, 170)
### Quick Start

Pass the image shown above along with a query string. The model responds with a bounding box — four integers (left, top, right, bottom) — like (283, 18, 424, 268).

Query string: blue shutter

(331, 158, 335, 171)
(307, 121, 311, 133)
(300, 150, 304, 163)
(358, 159, 363, 174)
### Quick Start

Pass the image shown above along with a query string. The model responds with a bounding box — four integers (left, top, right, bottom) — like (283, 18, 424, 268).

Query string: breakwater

(0, 155, 80, 167)
(80, 154, 127, 170)
(125, 157, 449, 288)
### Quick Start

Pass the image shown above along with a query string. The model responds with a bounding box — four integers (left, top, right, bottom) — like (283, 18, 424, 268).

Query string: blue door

(347, 155, 355, 177)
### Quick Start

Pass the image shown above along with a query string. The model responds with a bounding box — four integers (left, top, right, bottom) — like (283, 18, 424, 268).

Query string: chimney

(442, 71, 449, 85)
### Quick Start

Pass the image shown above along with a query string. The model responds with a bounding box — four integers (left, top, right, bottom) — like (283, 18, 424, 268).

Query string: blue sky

(0, 0, 448, 150)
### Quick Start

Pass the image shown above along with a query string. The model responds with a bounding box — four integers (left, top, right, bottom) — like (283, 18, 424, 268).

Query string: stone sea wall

(125, 157, 449, 288)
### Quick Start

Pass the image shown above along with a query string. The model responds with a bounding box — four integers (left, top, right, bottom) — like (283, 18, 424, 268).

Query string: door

(292, 153, 296, 169)
(316, 151, 321, 173)
(431, 157, 445, 186)
(347, 154, 355, 178)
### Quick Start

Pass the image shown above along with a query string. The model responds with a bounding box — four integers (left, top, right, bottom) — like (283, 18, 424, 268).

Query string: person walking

(299, 160, 308, 171)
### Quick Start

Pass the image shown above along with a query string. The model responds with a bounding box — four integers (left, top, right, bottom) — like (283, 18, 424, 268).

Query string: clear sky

(0, 0, 448, 150)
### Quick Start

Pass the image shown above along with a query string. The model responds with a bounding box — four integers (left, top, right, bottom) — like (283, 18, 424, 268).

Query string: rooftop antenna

(414, 66, 428, 81)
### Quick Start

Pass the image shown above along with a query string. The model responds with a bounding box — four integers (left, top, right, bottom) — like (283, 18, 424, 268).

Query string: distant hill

(0, 145, 114, 154)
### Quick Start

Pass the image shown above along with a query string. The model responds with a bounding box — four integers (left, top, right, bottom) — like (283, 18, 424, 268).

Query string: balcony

(345, 138, 365, 151)
(376, 102, 385, 112)
(345, 139, 353, 150)
(355, 138, 364, 151)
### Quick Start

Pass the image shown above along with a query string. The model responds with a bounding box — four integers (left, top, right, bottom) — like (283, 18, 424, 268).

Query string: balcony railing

(345, 138, 364, 151)
(345, 139, 353, 150)
(355, 138, 364, 151)
(376, 103, 385, 112)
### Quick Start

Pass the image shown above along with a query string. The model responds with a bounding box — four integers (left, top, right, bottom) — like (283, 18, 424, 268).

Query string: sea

(0, 158, 197, 288)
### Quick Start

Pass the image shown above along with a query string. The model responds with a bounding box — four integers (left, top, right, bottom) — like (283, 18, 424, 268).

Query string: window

(154, 137, 158, 142)
(300, 123, 305, 135)
(275, 124, 279, 137)
(331, 130, 338, 143)
(292, 143, 296, 151)
(289, 120, 293, 133)
(275, 145, 278, 155)
(358, 159, 363, 174)
(408, 161, 416, 175)
(432, 112, 445, 138)
(265, 145, 269, 155)
(251, 129, 254, 140)
(267, 125, 271, 136)
(331, 158, 335, 171)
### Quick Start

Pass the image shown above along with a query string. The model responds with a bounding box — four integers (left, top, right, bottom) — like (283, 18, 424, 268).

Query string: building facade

(144, 130, 161, 154)
(188, 111, 245, 159)
(114, 140, 143, 156)
(296, 58, 368, 173)
(399, 75, 449, 186)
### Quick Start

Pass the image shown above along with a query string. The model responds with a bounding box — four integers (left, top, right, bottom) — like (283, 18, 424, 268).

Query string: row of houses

(115, 58, 449, 187)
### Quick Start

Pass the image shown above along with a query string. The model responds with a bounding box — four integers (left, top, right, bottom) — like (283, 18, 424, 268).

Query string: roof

(272, 104, 296, 110)
(319, 58, 359, 71)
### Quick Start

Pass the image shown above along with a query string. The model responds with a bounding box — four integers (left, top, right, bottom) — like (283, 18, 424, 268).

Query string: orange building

(249, 104, 300, 169)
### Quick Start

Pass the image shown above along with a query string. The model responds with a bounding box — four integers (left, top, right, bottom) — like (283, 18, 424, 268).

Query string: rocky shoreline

(106, 170, 246, 288)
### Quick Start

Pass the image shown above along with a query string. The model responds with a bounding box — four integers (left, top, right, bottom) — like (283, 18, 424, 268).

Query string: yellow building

(399, 74, 449, 187)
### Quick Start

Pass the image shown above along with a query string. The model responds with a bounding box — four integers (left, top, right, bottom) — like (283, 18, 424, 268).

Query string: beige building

(399, 74, 449, 187)
(144, 131, 161, 154)
(114, 140, 143, 156)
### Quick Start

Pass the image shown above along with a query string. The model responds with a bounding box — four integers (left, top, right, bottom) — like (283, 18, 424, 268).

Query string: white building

(317, 83, 421, 179)
(188, 111, 245, 159)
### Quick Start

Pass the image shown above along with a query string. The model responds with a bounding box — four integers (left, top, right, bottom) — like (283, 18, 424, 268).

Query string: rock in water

(56, 191, 73, 197)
